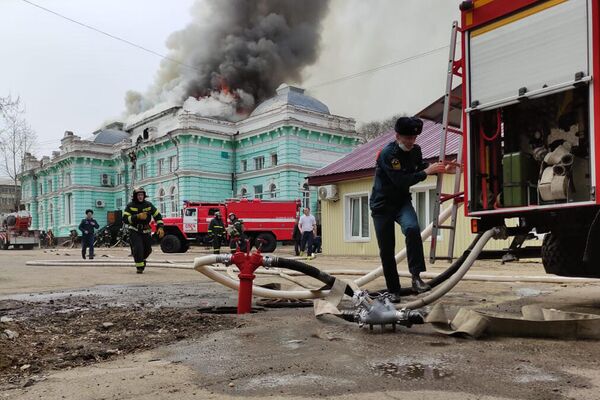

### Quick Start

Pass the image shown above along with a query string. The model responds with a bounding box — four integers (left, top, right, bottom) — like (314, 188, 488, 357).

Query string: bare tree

(356, 113, 407, 142)
(0, 96, 36, 211)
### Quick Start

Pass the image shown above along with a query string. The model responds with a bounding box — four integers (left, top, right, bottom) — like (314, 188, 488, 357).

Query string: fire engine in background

(157, 198, 301, 253)
(0, 211, 40, 250)
(455, 0, 600, 276)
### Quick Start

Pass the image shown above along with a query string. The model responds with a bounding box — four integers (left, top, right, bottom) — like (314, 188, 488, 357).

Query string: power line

(19, 0, 201, 73)
(307, 45, 449, 90)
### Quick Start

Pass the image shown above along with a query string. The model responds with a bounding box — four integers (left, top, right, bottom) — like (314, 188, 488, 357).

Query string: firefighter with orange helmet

(122, 187, 164, 273)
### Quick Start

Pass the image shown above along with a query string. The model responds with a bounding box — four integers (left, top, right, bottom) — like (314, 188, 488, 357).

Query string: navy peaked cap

(394, 117, 423, 136)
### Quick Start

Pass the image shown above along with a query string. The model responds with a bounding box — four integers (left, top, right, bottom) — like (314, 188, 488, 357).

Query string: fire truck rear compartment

(469, 86, 592, 212)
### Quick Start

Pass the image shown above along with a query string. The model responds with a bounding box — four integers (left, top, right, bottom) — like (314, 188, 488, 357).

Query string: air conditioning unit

(101, 174, 112, 187)
(318, 184, 339, 201)
(95, 200, 106, 208)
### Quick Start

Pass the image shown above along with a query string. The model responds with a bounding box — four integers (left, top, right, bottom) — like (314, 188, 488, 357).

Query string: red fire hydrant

(230, 244, 264, 314)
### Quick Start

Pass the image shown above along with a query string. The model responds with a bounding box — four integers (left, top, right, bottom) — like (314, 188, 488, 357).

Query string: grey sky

(0, 0, 460, 157)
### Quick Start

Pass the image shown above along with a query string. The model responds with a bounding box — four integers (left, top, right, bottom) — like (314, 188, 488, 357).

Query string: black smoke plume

(125, 0, 330, 120)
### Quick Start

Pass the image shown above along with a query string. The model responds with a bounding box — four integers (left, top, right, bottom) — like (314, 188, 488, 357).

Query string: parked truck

(0, 211, 40, 250)
(458, 0, 600, 276)
(158, 198, 301, 253)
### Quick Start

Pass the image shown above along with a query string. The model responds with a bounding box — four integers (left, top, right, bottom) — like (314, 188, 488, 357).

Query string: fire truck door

(183, 208, 197, 233)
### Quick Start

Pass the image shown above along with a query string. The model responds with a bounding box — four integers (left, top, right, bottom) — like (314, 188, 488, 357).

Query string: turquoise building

(19, 85, 360, 237)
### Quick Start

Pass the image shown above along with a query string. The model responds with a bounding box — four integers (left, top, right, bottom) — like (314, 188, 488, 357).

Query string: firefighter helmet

(228, 212, 236, 220)
(132, 187, 147, 201)
(214, 211, 221, 217)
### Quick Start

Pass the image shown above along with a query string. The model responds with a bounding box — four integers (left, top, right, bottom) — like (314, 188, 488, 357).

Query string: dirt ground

(1, 245, 600, 399)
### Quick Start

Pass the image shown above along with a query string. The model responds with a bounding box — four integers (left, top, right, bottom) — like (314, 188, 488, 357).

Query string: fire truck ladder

(430, 21, 465, 263)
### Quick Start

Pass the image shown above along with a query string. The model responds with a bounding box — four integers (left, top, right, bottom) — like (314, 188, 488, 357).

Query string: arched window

(301, 183, 310, 209)
(240, 188, 248, 198)
(158, 188, 166, 215)
(169, 186, 179, 217)
(269, 183, 277, 198)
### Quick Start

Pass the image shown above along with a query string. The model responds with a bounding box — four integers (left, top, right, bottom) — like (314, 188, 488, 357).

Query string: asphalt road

(1, 245, 600, 400)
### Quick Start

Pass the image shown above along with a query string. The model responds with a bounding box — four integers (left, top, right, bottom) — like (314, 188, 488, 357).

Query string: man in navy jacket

(79, 209, 99, 260)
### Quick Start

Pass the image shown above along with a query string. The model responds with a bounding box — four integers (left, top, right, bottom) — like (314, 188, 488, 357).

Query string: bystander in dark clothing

(78, 209, 99, 260)
(293, 218, 302, 256)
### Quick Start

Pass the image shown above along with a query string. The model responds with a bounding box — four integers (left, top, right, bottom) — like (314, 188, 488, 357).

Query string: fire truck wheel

(160, 234, 181, 253)
(541, 233, 587, 277)
(255, 233, 277, 253)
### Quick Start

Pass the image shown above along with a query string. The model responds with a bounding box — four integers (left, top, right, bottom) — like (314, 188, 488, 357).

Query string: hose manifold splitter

(352, 290, 426, 331)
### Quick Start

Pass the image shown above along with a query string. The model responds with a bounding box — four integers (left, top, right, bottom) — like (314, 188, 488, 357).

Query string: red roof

(307, 119, 460, 186)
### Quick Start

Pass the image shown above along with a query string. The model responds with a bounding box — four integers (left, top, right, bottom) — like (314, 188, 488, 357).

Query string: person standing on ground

(370, 117, 450, 301)
(293, 216, 302, 256)
(298, 207, 317, 259)
(208, 211, 225, 254)
(227, 213, 247, 252)
(78, 209, 99, 260)
(122, 187, 165, 274)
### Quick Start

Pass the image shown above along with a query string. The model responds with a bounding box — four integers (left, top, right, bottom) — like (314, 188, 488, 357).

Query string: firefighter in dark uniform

(227, 212, 247, 253)
(370, 117, 447, 301)
(208, 211, 225, 254)
(122, 187, 165, 274)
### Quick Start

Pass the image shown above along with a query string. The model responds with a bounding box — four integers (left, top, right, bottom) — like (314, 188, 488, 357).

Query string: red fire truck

(0, 211, 40, 250)
(158, 198, 301, 253)
(457, 0, 600, 276)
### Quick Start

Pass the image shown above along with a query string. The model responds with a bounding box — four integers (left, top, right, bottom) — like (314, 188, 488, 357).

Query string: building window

(158, 188, 166, 215)
(38, 205, 44, 230)
(116, 197, 123, 210)
(64, 173, 71, 187)
(49, 203, 54, 228)
(254, 156, 264, 170)
(157, 158, 165, 176)
(168, 155, 178, 173)
(346, 194, 370, 240)
(139, 164, 147, 180)
(411, 186, 440, 240)
(254, 184, 263, 199)
(47, 179, 52, 193)
(65, 193, 72, 225)
(240, 188, 247, 198)
(301, 183, 310, 209)
(271, 153, 278, 167)
(241, 160, 247, 172)
(169, 186, 179, 217)
(117, 173, 122, 185)
(269, 183, 277, 198)
(38, 183, 42, 196)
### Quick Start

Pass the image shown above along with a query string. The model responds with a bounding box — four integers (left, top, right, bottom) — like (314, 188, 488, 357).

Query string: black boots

(411, 275, 431, 293)
(136, 267, 145, 274)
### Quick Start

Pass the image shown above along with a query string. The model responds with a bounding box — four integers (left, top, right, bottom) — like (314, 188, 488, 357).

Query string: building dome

(93, 129, 130, 145)
(250, 84, 330, 117)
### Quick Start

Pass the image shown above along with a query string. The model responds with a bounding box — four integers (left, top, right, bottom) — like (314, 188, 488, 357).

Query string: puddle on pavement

(514, 288, 548, 298)
(371, 362, 452, 380)
(514, 365, 558, 383)
(239, 373, 355, 390)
